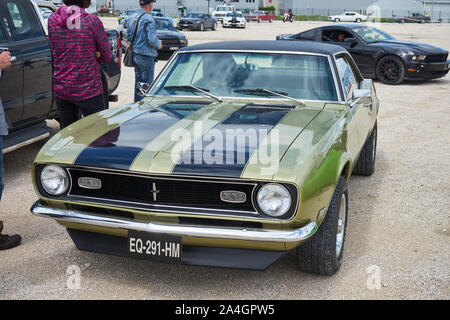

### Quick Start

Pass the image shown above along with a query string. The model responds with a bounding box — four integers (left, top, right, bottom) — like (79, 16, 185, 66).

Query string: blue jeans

(134, 53, 155, 103)
(0, 136, 4, 200)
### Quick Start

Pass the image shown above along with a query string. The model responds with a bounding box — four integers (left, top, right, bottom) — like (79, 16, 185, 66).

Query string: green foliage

(258, 6, 275, 11)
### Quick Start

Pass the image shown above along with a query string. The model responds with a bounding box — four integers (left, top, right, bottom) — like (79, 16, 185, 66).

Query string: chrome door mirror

(137, 82, 151, 97)
(353, 89, 371, 99)
(349, 89, 372, 107)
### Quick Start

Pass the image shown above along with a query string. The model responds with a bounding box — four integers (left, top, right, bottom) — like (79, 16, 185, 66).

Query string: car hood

(35, 98, 327, 180)
(276, 34, 294, 40)
(179, 18, 201, 22)
(156, 29, 184, 39)
(368, 40, 448, 54)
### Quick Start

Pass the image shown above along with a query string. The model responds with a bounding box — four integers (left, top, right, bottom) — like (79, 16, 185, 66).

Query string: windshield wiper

(163, 85, 222, 102)
(234, 88, 305, 106)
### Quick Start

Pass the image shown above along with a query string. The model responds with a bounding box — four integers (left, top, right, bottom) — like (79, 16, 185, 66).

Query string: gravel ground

(0, 19, 449, 300)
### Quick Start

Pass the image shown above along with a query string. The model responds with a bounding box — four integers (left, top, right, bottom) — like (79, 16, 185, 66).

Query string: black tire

(375, 55, 405, 85)
(334, 18, 340, 22)
(297, 176, 348, 276)
(269, 18, 273, 23)
(212, 22, 217, 30)
(199, 23, 204, 31)
(356, 18, 361, 23)
(258, 18, 262, 23)
(353, 122, 377, 176)
(401, 19, 405, 23)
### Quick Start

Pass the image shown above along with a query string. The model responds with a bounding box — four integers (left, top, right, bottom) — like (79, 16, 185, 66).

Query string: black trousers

(55, 94, 106, 129)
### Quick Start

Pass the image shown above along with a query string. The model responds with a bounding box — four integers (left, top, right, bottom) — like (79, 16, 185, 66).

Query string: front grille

(35, 165, 298, 220)
(162, 38, 181, 46)
(425, 53, 448, 62)
(68, 168, 258, 215)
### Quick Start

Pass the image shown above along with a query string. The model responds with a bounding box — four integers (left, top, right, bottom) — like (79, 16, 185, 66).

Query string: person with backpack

(127, 0, 162, 102)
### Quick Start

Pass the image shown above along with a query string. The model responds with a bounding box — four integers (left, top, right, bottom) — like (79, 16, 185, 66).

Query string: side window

(0, 23, 5, 41)
(322, 29, 353, 42)
(335, 56, 358, 99)
(2, 0, 42, 40)
(298, 29, 316, 40)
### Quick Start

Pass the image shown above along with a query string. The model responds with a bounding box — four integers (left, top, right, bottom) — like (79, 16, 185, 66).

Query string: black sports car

(177, 12, 218, 31)
(276, 24, 450, 84)
(119, 17, 188, 61)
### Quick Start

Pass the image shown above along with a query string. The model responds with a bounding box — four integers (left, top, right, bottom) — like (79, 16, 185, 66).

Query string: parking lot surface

(0, 19, 449, 299)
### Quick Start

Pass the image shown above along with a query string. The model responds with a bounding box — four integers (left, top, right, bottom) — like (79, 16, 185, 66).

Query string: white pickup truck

(212, 5, 235, 22)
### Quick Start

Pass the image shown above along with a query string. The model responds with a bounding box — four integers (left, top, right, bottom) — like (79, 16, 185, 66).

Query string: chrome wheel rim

(336, 193, 346, 258)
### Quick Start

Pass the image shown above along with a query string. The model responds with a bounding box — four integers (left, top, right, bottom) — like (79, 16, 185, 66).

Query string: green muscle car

(30, 41, 379, 275)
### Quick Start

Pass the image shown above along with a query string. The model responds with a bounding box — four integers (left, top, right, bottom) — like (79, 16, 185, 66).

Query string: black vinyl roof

(178, 40, 346, 55)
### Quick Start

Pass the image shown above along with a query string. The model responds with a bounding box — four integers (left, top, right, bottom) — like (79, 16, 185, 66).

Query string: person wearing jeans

(48, 0, 112, 128)
(0, 50, 21, 250)
(127, 0, 162, 102)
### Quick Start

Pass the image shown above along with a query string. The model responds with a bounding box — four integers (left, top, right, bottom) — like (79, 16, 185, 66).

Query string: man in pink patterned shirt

(48, 0, 112, 128)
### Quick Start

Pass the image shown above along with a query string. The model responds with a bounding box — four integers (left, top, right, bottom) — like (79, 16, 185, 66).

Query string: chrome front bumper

(31, 201, 317, 243)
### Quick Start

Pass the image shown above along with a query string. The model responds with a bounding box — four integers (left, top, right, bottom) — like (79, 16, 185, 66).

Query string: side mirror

(349, 89, 371, 107)
(344, 37, 358, 46)
(137, 82, 151, 97)
(353, 89, 371, 99)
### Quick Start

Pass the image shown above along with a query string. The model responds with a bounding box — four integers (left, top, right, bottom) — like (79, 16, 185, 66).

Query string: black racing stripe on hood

(172, 105, 292, 178)
(74, 102, 209, 170)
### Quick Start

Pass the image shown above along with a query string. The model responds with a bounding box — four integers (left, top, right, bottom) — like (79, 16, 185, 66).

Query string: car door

(205, 14, 212, 28)
(335, 54, 372, 149)
(0, 0, 24, 129)
(343, 13, 353, 22)
(11, 0, 53, 124)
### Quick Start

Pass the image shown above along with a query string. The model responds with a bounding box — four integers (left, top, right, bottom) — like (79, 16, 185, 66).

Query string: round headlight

(40, 165, 69, 196)
(256, 183, 291, 217)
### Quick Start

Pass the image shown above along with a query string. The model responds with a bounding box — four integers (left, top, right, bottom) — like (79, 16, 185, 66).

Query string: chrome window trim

(35, 165, 301, 222)
(148, 50, 345, 103)
(333, 51, 365, 102)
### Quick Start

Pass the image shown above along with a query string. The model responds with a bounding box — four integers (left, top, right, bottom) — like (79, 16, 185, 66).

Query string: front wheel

(212, 22, 217, 30)
(297, 176, 348, 275)
(258, 18, 262, 23)
(334, 18, 340, 22)
(199, 23, 204, 31)
(269, 18, 273, 23)
(376, 55, 405, 84)
(353, 122, 377, 176)
(356, 18, 361, 22)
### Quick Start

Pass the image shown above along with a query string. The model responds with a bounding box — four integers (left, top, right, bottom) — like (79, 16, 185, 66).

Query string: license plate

(128, 231, 181, 263)
(169, 47, 179, 50)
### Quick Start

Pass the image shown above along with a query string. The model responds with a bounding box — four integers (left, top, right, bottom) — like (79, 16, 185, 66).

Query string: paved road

(0, 20, 449, 299)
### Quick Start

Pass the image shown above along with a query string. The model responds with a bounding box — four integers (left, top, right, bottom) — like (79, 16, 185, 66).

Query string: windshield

(226, 12, 243, 17)
(217, 7, 232, 12)
(151, 52, 338, 101)
(186, 13, 205, 19)
(351, 26, 395, 43)
(155, 19, 176, 31)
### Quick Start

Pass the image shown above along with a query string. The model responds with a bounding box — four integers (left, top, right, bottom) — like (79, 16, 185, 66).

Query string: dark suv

(0, 0, 121, 153)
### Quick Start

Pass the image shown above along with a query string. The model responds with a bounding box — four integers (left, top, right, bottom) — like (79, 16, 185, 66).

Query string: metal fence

(114, 5, 450, 22)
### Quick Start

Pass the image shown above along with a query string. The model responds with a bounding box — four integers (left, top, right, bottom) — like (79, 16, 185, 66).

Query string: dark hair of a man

(63, 0, 92, 8)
